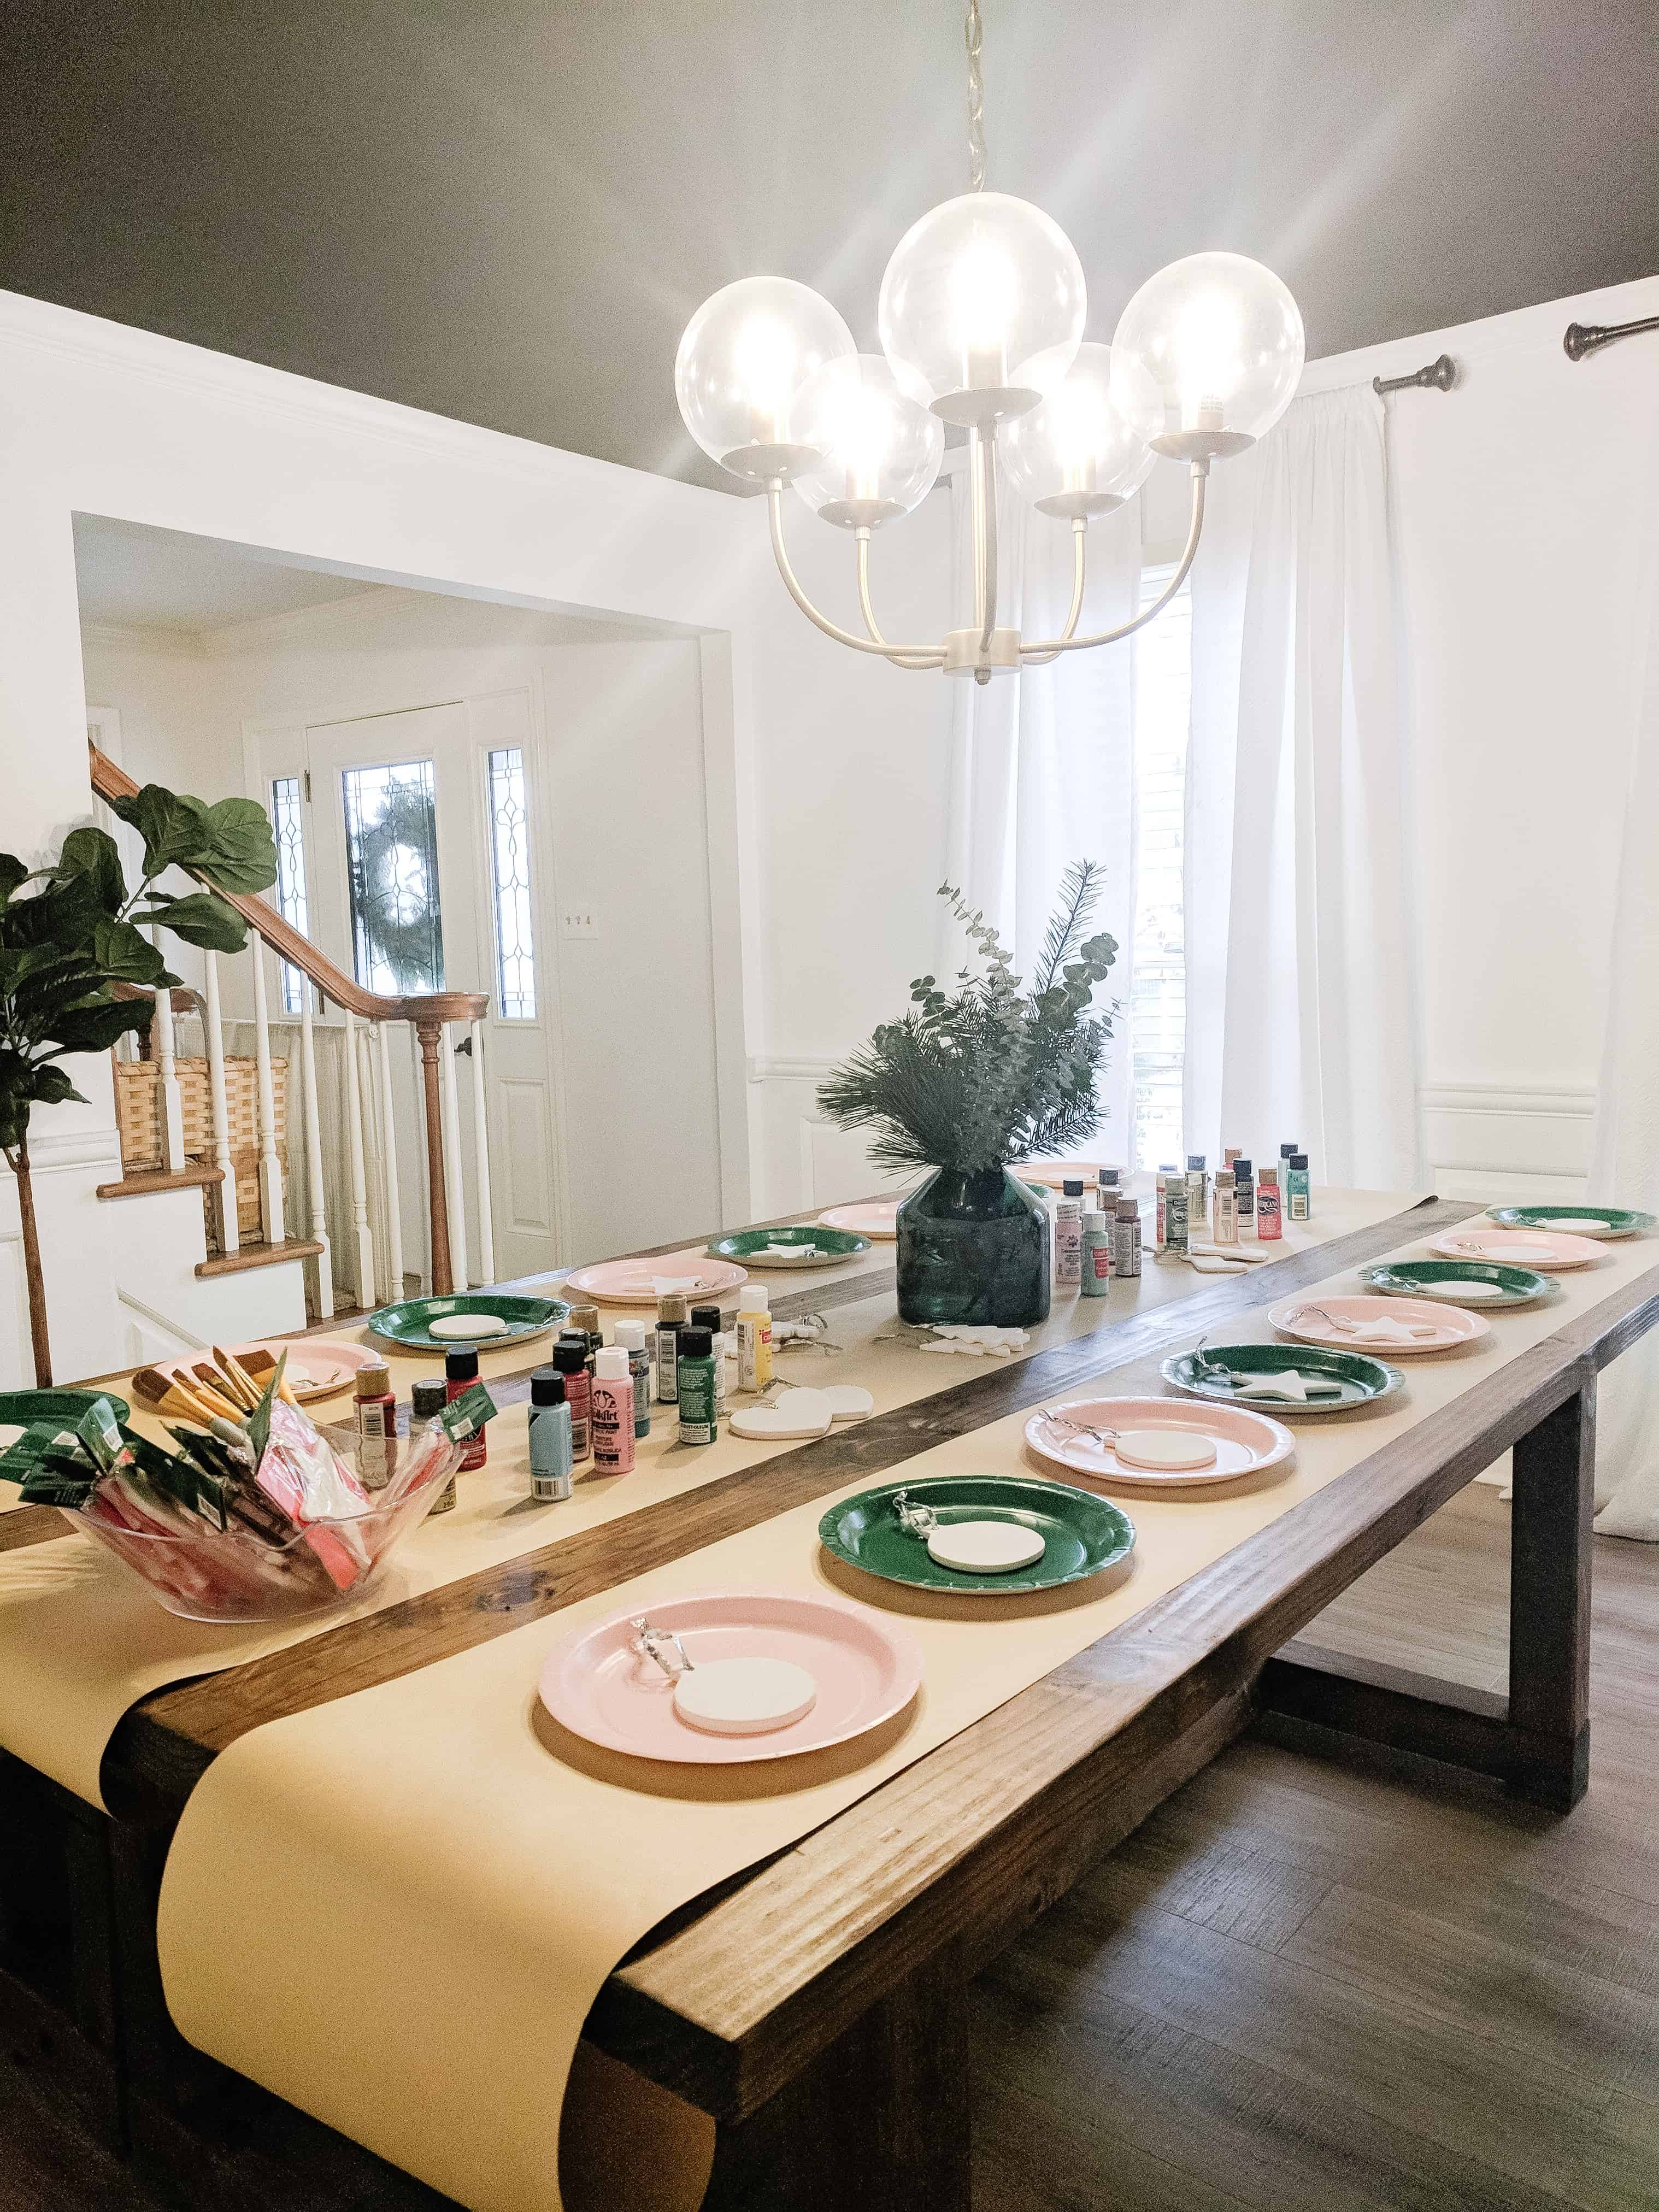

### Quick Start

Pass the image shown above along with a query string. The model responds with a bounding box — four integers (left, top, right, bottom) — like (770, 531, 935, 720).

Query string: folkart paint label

(1166, 1179, 1190, 1254)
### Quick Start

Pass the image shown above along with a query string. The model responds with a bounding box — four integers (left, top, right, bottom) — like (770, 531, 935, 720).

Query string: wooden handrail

(89, 745, 488, 1026)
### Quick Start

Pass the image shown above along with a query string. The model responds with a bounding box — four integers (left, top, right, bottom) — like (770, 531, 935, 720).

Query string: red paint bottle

(445, 1349, 488, 1470)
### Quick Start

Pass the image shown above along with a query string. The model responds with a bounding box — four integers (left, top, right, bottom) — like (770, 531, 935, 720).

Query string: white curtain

(1184, 385, 1418, 1190)
(941, 467, 1142, 1147)
(1584, 427, 1659, 1538)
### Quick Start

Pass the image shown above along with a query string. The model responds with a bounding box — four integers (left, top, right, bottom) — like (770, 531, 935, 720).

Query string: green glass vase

(895, 1168, 1051, 1327)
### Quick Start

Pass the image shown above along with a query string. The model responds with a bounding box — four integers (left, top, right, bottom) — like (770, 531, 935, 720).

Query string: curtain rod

(1565, 313, 1659, 361)
(1372, 352, 1456, 397)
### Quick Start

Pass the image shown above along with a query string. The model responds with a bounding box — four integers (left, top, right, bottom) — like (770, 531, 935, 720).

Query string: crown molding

(80, 618, 208, 658)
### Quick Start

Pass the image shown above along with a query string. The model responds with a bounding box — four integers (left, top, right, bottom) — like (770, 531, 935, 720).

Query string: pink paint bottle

(1256, 1166, 1283, 1241)
(591, 1348, 637, 1474)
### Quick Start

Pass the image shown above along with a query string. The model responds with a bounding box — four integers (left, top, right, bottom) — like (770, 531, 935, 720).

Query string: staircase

(90, 744, 492, 1357)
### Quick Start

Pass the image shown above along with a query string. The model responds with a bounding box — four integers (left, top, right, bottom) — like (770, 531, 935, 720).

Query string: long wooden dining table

(2, 1186, 1655, 2212)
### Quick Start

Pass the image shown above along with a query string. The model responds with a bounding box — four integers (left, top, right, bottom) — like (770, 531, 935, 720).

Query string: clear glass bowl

(69, 1451, 452, 1624)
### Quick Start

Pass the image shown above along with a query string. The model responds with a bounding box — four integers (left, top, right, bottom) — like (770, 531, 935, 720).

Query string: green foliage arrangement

(1, 784, 278, 1384)
(817, 861, 1118, 1176)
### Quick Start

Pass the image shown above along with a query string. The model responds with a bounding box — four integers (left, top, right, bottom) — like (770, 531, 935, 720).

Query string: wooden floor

(5, 1486, 1656, 2211)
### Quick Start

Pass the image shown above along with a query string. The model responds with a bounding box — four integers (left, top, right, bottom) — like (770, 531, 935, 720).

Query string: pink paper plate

(1429, 1227, 1604, 1272)
(1268, 1293, 1490, 1354)
(1019, 1160, 1121, 1191)
(147, 1338, 375, 1404)
(562, 1253, 749, 1307)
(817, 1199, 901, 1239)
(1024, 1396, 1295, 1486)
(537, 1590, 924, 1765)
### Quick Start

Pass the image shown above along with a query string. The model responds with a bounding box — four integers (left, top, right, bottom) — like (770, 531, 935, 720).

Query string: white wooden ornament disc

(728, 1389, 836, 1439)
(673, 1657, 818, 1735)
(927, 1520, 1046, 1574)
(1422, 1279, 1505, 1299)
(821, 1385, 875, 1421)
(428, 1312, 510, 1339)
(1112, 1429, 1217, 1471)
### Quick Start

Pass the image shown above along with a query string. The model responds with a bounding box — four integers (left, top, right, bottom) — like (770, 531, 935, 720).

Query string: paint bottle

(1056, 1180, 1085, 1286)
(552, 1340, 592, 1461)
(354, 1361, 397, 1491)
(1115, 1195, 1143, 1278)
(1214, 1168, 1238, 1245)
(1234, 1158, 1255, 1234)
(736, 1284, 773, 1392)
(691, 1304, 728, 1411)
(613, 1320, 651, 1437)
(655, 1293, 688, 1404)
(1080, 1210, 1112, 1297)
(676, 1327, 719, 1446)
(1155, 1168, 1172, 1252)
(409, 1377, 455, 1514)
(528, 1368, 574, 1501)
(591, 1348, 637, 1474)
(1166, 1170, 1190, 1255)
(444, 1349, 488, 1471)
(1223, 1146, 1242, 1168)
(1186, 1154, 1209, 1236)
(1279, 1143, 1299, 1176)
(1257, 1166, 1283, 1241)
(1287, 1152, 1311, 1222)
(568, 1303, 602, 1366)
(1096, 1168, 1120, 1219)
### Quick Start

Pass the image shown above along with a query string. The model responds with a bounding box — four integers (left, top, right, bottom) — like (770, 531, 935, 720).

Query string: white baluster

(408, 1023, 432, 1294)
(356, 1021, 383, 1283)
(342, 1006, 375, 1307)
(299, 983, 333, 1319)
(375, 1022, 405, 1303)
(440, 1021, 468, 1291)
(469, 1018, 495, 1286)
(200, 950, 238, 1254)
(148, 931, 185, 1172)
(249, 940, 286, 1244)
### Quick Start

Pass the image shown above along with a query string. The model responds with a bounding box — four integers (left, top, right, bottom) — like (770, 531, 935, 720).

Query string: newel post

(415, 1017, 454, 1297)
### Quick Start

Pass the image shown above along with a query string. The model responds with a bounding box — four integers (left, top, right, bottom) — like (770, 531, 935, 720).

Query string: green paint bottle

(1080, 1209, 1112, 1296)
(676, 1327, 719, 1446)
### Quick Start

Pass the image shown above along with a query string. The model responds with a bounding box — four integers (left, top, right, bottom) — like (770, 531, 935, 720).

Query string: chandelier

(674, 2, 1304, 683)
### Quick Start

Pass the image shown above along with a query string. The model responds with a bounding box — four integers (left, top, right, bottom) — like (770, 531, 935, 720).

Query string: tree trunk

(8, 1138, 52, 1387)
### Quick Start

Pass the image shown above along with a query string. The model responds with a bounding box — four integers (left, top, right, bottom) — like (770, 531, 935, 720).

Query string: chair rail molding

(1420, 1078, 1595, 1197)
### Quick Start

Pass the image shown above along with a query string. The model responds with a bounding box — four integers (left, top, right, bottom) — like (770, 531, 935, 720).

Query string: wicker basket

(114, 1056, 288, 1244)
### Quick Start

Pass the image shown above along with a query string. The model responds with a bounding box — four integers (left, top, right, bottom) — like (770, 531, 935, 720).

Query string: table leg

(700, 1954, 972, 2212)
(1256, 1381, 1596, 1813)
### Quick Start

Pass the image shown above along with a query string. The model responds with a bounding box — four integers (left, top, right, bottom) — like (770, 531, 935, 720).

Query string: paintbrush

(131, 1367, 236, 1426)
(209, 1346, 262, 1411)
(186, 1366, 250, 1422)
(237, 1346, 303, 1409)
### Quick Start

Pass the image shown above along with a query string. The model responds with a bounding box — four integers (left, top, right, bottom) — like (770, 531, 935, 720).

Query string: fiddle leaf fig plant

(1, 785, 278, 1385)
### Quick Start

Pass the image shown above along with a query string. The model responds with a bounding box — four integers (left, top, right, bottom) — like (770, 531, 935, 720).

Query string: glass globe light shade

(878, 191, 1086, 427)
(790, 355, 945, 530)
(999, 342, 1157, 519)
(675, 276, 856, 482)
(1111, 251, 1304, 461)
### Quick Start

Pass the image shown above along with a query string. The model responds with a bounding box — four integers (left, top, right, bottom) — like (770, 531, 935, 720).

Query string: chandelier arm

(1020, 519, 1088, 667)
(855, 532, 941, 670)
(766, 486, 945, 665)
(976, 427, 999, 658)
(1020, 466, 1208, 657)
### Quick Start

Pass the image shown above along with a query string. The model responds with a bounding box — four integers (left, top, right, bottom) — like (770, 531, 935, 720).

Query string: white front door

(279, 694, 561, 1286)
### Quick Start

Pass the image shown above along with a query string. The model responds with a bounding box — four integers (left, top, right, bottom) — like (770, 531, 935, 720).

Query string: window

(269, 775, 310, 1016)
(1129, 564, 1193, 1172)
(341, 759, 445, 994)
(486, 746, 536, 1020)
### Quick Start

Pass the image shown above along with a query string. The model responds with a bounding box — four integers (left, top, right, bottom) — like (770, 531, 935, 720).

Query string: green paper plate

(366, 1292, 567, 1353)
(0, 1387, 131, 1429)
(1161, 1342, 1404, 1413)
(1486, 1203, 1654, 1239)
(706, 1226, 873, 1266)
(819, 1473, 1134, 1597)
(1359, 1258, 1558, 1309)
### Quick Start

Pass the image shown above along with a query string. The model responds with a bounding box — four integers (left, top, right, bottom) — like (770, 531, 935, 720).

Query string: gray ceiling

(6, 2, 1657, 493)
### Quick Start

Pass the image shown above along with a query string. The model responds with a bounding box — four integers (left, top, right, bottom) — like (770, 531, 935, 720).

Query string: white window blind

(1129, 564, 1193, 1172)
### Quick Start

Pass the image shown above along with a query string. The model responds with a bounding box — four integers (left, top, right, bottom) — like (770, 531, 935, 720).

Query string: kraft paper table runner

(152, 1197, 1644, 2212)
(0, 1200, 1396, 1805)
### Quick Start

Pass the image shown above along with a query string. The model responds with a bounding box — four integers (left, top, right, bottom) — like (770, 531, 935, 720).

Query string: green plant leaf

(108, 785, 216, 878)
(0, 872, 106, 954)
(194, 798, 279, 895)
(52, 826, 128, 913)
(39, 999, 151, 1056)
(0, 855, 31, 907)
(91, 919, 170, 985)
(144, 890, 248, 953)
(29, 1066, 86, 1108)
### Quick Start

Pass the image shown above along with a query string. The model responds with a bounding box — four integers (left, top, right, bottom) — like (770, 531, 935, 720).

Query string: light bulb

(880, 192, 1085, 426)
(1111, 251, 1304, 462)
(792, 353, 944, 529)
(675, 276, 856, 482)
(1000, 342, 1156, 519)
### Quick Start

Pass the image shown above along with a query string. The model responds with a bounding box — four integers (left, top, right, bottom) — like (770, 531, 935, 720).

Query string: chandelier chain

(965, 0, 986, 190)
